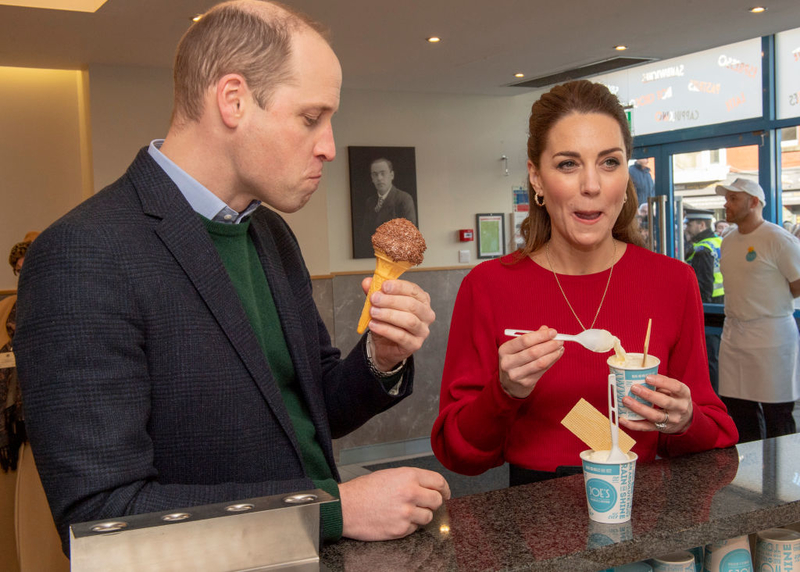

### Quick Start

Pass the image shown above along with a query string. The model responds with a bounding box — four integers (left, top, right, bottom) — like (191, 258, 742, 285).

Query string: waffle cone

(357, 249, 414, 334)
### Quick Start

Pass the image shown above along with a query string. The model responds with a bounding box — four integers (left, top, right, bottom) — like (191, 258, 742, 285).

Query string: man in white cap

(716, 177, 800, 442)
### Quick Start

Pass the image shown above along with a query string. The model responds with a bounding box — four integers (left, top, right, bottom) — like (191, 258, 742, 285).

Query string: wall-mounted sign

(776, 26, 800, 120)
(594, 38, 763, 136)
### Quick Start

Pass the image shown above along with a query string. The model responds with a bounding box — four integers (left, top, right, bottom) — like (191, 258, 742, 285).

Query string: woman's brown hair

(514, 80, 642, 262)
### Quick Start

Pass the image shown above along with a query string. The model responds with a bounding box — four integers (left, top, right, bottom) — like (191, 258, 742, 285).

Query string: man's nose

(315, 123, 336, 161)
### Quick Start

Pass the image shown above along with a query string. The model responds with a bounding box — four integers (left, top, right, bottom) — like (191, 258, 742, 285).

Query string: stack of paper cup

(651, 551, 695, 572)
(755, 528, 800, 571)
(607, 354, 660, 420)
(601, 563, 653, 572)
(703, 535, 753, 572)
(687, 546, 704, 572)
(588, 520, 633, 549)
(580, 449, 638, 523)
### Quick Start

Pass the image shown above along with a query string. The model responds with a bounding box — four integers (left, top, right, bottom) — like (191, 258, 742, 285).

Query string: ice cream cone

(357, 249, 414, 334)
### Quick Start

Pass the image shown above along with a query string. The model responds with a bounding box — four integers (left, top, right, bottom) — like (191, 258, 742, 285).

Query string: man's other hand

(361, 278, 435, 371)
(339, 467, 450, 541)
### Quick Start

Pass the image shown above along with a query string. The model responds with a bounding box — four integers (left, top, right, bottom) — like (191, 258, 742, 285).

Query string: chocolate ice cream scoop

(371, 218, 426, 266)
(357, 219, 426, 334)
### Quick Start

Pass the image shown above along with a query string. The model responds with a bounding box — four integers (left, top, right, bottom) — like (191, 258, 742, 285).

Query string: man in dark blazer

(14, 0, 448, 554)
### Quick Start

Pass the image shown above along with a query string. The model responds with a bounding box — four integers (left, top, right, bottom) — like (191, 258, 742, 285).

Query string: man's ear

(216, 74, 247, 128)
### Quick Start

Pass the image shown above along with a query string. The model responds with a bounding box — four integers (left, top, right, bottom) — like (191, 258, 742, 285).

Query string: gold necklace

(545, 241, 616, 331)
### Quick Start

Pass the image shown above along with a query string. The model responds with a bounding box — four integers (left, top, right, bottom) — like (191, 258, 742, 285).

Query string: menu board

(594, 38, 763, 136)
(776, 27, 800, 120)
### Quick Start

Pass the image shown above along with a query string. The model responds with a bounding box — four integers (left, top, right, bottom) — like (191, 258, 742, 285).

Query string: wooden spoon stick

(642, 318, 652, 367)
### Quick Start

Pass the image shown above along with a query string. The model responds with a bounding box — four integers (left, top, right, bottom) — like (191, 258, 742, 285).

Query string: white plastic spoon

(504, 328, 617, 353)
(606, 373, 628, 462)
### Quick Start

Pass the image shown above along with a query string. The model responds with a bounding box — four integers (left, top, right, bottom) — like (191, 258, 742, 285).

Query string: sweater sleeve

(658, 264, 738, 456)
(431, 270, 526, 475)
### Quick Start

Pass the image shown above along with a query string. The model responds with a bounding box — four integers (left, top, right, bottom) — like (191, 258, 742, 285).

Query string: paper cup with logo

(588, 520, 634, 549)
(703, 535, 752, 572)
(608, 353, 660, 421)
(598, 563, 653, 572)
(687, 546, 704, 572)
(580, 449, 638, 523)
(755, 528, 800, 572)
(651, 551, 696, 572)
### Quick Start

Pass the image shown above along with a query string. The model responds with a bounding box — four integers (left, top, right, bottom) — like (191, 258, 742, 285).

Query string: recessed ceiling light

(0, 0, 108, 11)
(614, 45, 628, 51)
(192, 14, 203, 22)
(749, 6, 767, 12)
(427, 37, 441, 43)
(514, 73, 525, 78)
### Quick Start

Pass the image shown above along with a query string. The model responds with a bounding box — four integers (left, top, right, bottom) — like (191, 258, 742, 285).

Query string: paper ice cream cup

(587, 520, 633, 549)
(607, 353, 660, 421)
(599, 562, 653, 572)
(703, 535, 752, 572)
(580, 449, 637, 524)
(687, 546, 705, 572)
(652, 551, 696, 572)
(755, 528, 800, 572)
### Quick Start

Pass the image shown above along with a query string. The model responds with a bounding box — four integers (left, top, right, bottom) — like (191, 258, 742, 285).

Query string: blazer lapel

(126, 150, 304, 459)
(248, 216, 334, 457)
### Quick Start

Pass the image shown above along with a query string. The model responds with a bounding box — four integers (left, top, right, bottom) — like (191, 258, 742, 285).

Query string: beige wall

(88, 64, 173, 192)
(2, 63, 542, 283)
(84, 64, 540, 276)
(0, 67, 89, 291)
(326, 89, 535, 272)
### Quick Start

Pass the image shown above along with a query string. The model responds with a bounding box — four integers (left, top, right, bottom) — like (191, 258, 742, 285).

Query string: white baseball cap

(715, 178, 765, 206)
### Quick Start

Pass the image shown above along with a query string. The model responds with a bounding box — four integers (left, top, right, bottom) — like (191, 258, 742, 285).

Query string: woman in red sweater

(431, 80, 738, 485)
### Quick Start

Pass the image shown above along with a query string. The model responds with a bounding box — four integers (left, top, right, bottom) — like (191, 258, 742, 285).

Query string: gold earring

(535, 194, 545, 207)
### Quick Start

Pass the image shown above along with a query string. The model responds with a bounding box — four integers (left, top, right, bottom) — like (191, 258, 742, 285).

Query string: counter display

(321, 433, 800, 571)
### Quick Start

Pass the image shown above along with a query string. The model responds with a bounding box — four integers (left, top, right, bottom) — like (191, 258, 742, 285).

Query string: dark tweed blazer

(15, 148, 413, 552)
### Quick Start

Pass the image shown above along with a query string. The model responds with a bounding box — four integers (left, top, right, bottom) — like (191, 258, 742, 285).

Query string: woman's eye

(557, 160, 576, 170)
(603, 157, 621, 167)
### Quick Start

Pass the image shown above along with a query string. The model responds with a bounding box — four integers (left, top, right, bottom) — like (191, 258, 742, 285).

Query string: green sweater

(202, 217, 342, 542)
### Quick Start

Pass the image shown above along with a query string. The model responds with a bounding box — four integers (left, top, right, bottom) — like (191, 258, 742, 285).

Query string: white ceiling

(1, 0, 800, 96)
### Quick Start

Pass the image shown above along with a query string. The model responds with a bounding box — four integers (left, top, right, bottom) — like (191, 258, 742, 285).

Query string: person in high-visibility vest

(685, 209, 724, 302)
(684, 208, 724, 394)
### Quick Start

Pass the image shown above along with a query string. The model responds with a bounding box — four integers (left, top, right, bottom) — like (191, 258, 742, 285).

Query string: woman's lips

(574, 211, 602, 221)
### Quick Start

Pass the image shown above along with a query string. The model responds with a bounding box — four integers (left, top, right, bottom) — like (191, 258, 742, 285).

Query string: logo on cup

(719, 548, 752, 571)
(586, 478, 617, 513)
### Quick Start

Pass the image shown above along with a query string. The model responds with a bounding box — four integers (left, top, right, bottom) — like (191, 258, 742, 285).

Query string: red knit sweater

(431, 244, 738, 475)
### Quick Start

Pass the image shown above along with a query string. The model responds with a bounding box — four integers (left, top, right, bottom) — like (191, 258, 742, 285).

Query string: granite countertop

(321, 433, 800, 571)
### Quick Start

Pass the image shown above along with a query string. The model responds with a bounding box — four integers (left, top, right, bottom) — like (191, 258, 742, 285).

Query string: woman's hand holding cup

(619, 373, 694, 434)
(499, 326, 564, 399)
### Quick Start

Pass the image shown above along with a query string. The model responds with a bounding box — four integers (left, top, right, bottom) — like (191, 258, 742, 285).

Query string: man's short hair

(172, 0, 328, 124)
(371, 158, 393, 172)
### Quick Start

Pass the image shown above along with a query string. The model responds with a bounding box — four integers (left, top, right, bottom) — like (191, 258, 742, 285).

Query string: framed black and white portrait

(348, 146, 418, 259)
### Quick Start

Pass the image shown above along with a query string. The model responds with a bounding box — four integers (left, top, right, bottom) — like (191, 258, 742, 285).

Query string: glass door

(628, 156, 656, 249)
(636, 132, 764, 259)
(672, 142, 759, 260)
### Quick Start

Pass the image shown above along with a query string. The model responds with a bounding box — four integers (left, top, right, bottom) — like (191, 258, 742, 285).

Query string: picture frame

(347, 146, 418, 259)
(510, 211, 528, 251)
(476, 213, 505, 259)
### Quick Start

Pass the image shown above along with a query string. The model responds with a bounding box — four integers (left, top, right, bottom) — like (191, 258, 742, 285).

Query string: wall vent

(510, 57, 656, 89)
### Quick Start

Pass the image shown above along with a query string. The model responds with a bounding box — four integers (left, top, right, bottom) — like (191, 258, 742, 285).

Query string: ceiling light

(427, 37, 441, 43)
(514, 73, 525, 78)
(749, 6, 767, 12)
(0, 0, 108, 11)
(614, 45, 628, 51)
